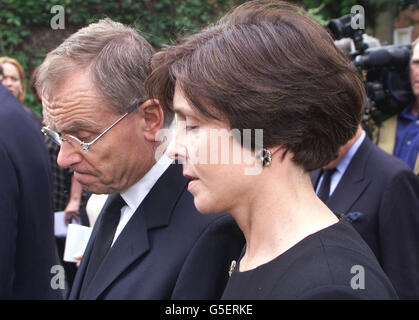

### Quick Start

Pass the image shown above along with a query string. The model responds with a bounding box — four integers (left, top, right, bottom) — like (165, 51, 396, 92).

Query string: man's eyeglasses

(41, 112, 130, 153)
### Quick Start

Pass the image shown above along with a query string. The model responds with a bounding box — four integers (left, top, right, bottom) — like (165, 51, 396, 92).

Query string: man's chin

(411, 85, 419, 96)
(82, 184, 114, 195)
(73, 172, 104, 192)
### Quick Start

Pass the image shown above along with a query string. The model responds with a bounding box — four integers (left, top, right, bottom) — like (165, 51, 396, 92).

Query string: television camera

(328, 13, 415, 134)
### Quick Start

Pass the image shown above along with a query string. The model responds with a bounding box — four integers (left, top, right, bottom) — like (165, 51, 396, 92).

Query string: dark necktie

(80, 193, 126, 297)
(317, 168, 336, 203)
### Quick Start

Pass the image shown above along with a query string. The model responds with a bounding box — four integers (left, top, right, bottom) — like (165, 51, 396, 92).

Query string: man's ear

(139, 99, 164, 142)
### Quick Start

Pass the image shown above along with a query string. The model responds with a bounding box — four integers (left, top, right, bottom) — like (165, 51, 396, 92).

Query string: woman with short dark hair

(146, 0, 397, 299)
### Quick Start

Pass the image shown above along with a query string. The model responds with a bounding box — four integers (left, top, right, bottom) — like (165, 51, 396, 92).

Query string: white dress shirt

(111, 155, 173, 246)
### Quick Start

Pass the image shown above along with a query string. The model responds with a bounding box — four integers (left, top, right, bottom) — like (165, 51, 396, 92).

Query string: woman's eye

(185, 125, 199, 132)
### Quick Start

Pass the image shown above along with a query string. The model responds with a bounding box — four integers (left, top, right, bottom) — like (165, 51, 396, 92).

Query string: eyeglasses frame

(41, 111, 130, 153)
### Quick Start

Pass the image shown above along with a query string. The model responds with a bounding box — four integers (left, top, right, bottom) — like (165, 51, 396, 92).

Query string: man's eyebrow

(61, 120, 100, 134)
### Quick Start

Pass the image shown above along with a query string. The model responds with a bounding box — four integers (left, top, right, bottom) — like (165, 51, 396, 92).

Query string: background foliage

(0, 0, 418, 116)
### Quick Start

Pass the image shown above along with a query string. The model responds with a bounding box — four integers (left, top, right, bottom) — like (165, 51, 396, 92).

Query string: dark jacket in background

(311, 137, 419, 299)
(0, 84, 62, 299)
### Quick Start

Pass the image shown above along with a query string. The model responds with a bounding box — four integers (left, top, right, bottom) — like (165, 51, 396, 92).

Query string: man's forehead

(43, 109, 101, 134)
(42, 88, 96, 109)
(42, 89, 104, 131)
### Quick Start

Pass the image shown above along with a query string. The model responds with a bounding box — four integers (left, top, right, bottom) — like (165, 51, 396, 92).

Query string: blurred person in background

(0, 64, 63, 299)
(0, 56, 41, 128)
(0, 56, 25, 102)
(311, 124, 419, 299)
(374, 38, 419, 174)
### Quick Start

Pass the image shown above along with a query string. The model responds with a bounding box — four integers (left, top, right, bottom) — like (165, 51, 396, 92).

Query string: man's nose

(166, 136, 187, 164)
(56, 142, 83, 169)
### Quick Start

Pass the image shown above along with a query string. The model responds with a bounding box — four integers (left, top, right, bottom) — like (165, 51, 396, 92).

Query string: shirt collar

(399, 101, 419, 121)
(335, 130, 366, 175)
(120, 155, 173, 212)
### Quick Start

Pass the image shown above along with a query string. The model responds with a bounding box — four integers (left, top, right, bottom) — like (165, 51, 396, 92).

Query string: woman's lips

(184, 173, 199, 191)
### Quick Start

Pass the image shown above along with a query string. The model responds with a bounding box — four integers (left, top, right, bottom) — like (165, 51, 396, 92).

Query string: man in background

(311, 124, 419, 299)
(374, 37, 419, 174)
(0, 65, 62, 299)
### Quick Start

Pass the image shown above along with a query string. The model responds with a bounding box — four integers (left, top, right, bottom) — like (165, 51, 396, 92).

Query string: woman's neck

(230, 167, 338, 272)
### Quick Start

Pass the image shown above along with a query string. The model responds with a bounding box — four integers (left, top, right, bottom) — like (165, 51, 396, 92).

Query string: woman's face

(168, 85, 260, 214)
(1, 62, 23, 99)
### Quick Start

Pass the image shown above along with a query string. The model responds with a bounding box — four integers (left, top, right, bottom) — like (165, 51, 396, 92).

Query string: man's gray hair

(36, 18, 155, 115)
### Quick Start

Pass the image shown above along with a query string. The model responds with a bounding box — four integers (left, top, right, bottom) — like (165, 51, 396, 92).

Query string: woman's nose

(166, 124, 188, 164)
(166, 138, 187, 164)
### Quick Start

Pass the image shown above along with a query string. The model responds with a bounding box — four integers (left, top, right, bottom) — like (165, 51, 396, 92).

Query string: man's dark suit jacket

(70, 164, 245, 300)
(310, 136, 419, 299)
(0, 85, 62, 299)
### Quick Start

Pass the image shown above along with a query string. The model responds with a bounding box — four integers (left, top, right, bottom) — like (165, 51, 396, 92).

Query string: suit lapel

(310, 169, 322, 189)
(82, 208, 150, 299)
(70, 210, 103, 299)
(82, 163, 188, 299)
(326, 138, 372, 216)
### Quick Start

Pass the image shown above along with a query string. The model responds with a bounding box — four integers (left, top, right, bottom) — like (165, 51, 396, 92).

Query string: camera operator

(374, 38, 419, 174)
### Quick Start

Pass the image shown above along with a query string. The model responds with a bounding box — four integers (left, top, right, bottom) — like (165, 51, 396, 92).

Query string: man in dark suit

(36, 18, 244, 300)
(0, 81, 62, 299)
(311, 124, 419, 299)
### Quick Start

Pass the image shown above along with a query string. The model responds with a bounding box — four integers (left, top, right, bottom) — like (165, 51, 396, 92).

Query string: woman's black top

(222, 218, 398, 300)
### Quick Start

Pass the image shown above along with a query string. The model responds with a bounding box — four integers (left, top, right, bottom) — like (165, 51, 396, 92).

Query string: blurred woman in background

(0, 56, 26, 102)
(0, 56, 41, 127)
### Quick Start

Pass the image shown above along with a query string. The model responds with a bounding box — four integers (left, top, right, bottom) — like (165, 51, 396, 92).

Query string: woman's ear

(139, 99, 164, 142)
(259, 145, 287, 167)
(269, 145, 283, 157)
(270, 145, 289, 162)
